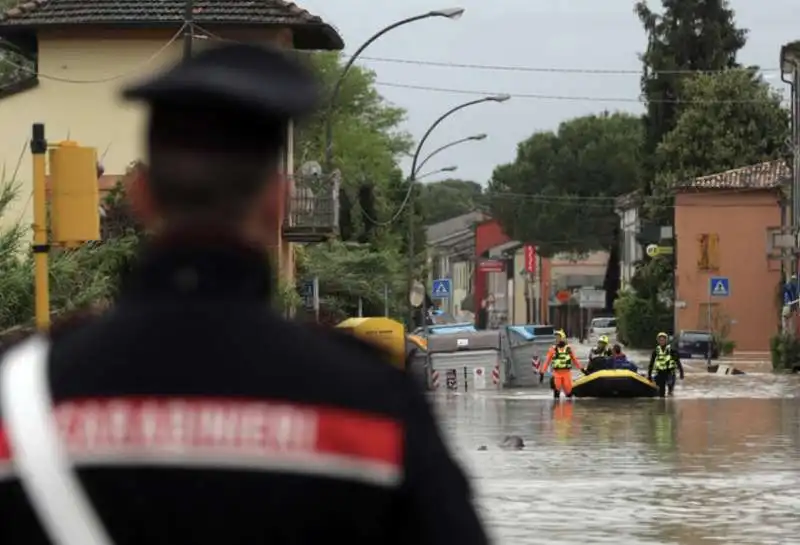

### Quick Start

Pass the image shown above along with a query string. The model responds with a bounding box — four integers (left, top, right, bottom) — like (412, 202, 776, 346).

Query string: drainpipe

(789, 62, 800, 337)
(780, 48, 799, 335)
(782, 60, 799, 288)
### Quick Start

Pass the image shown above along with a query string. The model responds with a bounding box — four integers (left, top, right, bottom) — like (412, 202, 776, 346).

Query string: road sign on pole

(409, 280, 425, 308)
(709, 277, 729, 297)
(301, 278, 319, 316)
(646, 244, 674, 258)
(431, 278, 451, 298)
(578, 287, 605, 309)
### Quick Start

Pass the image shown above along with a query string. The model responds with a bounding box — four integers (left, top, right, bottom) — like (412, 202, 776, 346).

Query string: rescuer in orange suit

(539, 330, 584, 399)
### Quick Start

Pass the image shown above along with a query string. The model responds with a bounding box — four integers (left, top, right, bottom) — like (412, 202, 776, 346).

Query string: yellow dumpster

(336, 317, 406, 369)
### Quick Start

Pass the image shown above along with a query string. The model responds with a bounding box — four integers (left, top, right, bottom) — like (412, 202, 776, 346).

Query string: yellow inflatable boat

(571, 369, 658, 398)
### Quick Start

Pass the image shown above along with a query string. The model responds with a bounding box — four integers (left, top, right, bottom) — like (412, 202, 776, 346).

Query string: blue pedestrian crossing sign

(709, 276, 730, 297)
(432, 278, 452, 298)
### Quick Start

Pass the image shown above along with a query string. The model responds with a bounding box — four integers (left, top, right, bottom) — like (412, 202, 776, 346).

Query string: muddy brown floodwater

(432, 372, 800, 545)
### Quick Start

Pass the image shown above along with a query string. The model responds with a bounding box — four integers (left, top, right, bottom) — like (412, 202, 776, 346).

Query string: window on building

(698, 302, 720, 331)
(697, 233, 720, 271)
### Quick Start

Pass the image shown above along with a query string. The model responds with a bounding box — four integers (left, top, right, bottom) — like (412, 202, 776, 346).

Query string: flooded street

(433, 362, 800, 544)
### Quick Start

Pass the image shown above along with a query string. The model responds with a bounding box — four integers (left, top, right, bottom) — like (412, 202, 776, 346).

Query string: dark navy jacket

(0, 240, 488, 545)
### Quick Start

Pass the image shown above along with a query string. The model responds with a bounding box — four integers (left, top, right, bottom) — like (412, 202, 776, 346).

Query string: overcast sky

(299, 0, 796, 185)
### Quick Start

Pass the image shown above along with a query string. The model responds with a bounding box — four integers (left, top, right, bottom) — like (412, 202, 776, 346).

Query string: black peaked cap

(122, 43, 320, 120)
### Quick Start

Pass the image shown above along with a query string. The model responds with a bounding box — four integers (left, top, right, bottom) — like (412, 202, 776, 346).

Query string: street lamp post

(323, 7, 465, 173)
(416, 165, 458, 180)
(415, 134, 486, 175)
(406, 95, 510, 324)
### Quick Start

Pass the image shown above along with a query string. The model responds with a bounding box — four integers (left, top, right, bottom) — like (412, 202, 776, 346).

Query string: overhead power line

(360, 185, 778, 227)
(374, 81, 789, 104)
(480, 189, 782, 208)
(185, 25, 788, 105)
(356, 55, 781, 75)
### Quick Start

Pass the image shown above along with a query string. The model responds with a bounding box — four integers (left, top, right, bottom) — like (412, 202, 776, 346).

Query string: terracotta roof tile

(0, 0, 343, 50)
(680, 160, 790, 190)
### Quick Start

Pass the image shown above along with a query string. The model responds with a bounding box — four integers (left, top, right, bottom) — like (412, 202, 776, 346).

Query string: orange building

(674, 160, 789, 351)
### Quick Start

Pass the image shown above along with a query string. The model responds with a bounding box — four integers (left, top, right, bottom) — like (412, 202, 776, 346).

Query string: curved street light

(415, 133, 487, 175)
(323, 7, 466, 172)
(416, 165, 458, 180)
(409, 95, 509, 183)
(406, 95, 510, 323)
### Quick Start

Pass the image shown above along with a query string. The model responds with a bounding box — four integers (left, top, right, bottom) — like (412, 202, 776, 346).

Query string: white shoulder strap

(0, 336, 114, 545)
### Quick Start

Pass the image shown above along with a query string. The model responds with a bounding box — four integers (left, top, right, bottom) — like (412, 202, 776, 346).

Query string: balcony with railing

(283, 170, 340, 243)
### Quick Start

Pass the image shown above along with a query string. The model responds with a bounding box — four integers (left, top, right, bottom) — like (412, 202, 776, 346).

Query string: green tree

(296, 240, 406, 324)
(614, 258, 674, 347)
(654, 69, 789, 183)
(0, 182, 138, 336)
(290, 53, 423, 321)
(0, 0, 36, 93)
(636, 0, 747, 184)
(486, 112, 643, 257)
(294, 52, 413, 243)
(420, 179, 484, 225)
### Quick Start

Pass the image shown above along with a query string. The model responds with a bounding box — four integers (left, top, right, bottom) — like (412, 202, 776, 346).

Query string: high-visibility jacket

(552, 346, 575, 369)
(652, 345, 676, 371)
(589, 347, 612, 359)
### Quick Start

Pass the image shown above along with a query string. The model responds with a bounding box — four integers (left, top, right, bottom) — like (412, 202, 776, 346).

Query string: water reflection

(433, 374, 800, 544)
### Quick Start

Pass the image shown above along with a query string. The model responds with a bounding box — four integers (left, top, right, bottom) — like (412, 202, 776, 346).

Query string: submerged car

(673, 330, 719, 359)
(587, 316, 617, 344)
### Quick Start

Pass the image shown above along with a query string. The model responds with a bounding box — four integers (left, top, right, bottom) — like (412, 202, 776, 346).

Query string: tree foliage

(0, 182, 137, 335)
(636, 0, 747, 179)
(294, 52, 414, 244)
(296, 241, 407, 324)
(486, 112, 643, 257)
(0, 0, 34, 92)
(291, 53, 423, 321)
(614, 257, 674, 347)
(420, 179, 484, 225)
(654, 69, 789, 183)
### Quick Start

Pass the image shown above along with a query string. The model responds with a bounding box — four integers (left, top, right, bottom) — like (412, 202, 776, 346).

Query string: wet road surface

(432, 361, 800, 544)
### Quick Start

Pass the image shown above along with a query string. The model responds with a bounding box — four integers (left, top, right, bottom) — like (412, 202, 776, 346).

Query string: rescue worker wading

(647, 332, 685, 397)
(539, 330, 584, 399)
(0, 43, 488, 545)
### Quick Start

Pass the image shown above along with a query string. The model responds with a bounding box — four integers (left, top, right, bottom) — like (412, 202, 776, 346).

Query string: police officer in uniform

(0, 44, 488, 545)
(647, 332, 685, 397)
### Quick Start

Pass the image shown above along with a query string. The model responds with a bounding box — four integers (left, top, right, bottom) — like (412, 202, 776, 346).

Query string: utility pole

(182, 0, 194, 60)
(406, 180, 417, 327)
(793, 63, 800, 289)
